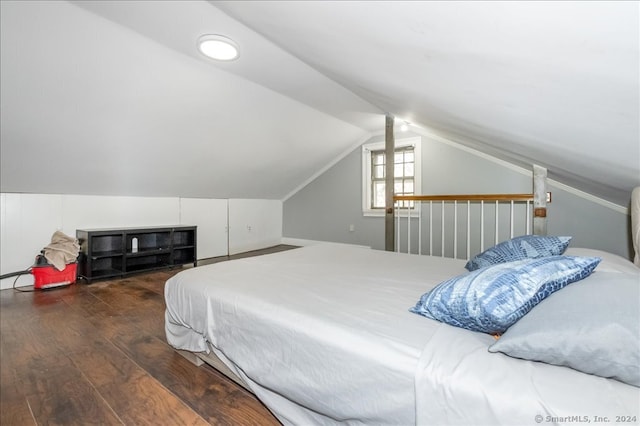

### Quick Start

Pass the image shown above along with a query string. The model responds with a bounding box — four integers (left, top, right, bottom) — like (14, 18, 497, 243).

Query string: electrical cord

(0, 269, 35, 292)
(0, 270, 31, 280)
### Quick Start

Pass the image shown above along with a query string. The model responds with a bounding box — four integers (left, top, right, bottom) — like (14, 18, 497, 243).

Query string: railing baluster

(495, 200, 499, 245)
(453, 200, 458, 259)
(395, 203, 400, 252)
(418, 203, 422, 255)
(429, 201, 433, 256)
(510, 200, 515, 238)
(441, 201, 445, 257)
(407, 203, 411, 254)
(466, 201, 471, 260)
(480, 200, 485, 252)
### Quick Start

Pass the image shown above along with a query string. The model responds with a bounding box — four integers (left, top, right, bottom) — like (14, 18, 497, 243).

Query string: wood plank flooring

(0, 246, 297, 425)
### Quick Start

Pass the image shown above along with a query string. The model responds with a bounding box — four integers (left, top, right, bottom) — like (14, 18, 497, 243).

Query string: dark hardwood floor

(0, 246, 297, 425)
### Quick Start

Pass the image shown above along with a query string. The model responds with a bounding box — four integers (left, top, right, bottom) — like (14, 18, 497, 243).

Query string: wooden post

(533, 165, 547, 235)
(385, 114, 395, 251)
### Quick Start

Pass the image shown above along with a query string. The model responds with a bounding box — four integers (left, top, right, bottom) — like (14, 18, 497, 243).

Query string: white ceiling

(1, 1, 638, 206)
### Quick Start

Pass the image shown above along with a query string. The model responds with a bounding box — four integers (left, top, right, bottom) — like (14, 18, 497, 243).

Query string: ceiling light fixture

(400, 122, 409, 132)
(197, 35, 239, 61)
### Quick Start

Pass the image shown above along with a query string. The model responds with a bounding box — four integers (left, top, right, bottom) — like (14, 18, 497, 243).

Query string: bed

(166, 184, 640, 426)
(165, 238, 639, 425)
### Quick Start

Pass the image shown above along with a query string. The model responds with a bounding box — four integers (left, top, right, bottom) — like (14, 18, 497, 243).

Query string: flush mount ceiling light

(197, 35, 239, 61)
(400, 122, 410, 132)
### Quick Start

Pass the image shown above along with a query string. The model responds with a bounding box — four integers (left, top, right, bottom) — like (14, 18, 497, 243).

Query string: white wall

(0, 194, 283, 290)
(60, 195, 180, 231)
(228, 199, 283, 255)
(1, 193, 65, 288)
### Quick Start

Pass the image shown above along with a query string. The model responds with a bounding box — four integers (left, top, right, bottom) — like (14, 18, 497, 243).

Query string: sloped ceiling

(1, 1, 638, 206)
(0, 0, 377, 199)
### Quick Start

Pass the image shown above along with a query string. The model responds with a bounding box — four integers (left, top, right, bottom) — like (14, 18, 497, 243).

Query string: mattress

(164, 243, 639, 425)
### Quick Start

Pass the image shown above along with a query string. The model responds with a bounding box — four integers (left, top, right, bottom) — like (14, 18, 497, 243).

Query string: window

(362, 137, 421, 216)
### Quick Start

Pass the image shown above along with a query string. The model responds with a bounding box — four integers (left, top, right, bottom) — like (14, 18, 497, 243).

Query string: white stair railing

(393, 194, 535, 259)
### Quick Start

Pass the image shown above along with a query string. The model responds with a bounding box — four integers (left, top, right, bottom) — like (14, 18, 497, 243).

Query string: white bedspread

(165, 243, 640, 426)
(165, 243, 465, 425)
(416, 324, 639, 426)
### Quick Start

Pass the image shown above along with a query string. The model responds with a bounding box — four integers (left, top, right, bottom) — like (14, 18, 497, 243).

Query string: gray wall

(283, 145, 384, 249)
(547, 186, 631, 257)
(283, 132, 633, 260)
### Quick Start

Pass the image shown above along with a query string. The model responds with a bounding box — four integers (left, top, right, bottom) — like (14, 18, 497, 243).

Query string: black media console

(76, 226, 197, 283)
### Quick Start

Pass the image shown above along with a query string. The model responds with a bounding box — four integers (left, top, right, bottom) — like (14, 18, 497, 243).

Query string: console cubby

(77, 226, 197, 283)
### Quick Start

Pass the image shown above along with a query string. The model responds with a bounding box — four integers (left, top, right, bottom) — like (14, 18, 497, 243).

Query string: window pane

(404, 163, 414, 177)
(373, 181, 385, 208)
(366, 144, 418, 212)
(404, 179, 414, 193)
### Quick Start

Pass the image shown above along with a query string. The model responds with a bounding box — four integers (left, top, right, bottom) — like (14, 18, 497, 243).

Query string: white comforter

(416, 323, 639, 425)
(164, 243, 640, 425)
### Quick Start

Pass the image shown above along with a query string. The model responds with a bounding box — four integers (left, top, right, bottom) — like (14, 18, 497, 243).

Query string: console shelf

(77, 226, 197, 283)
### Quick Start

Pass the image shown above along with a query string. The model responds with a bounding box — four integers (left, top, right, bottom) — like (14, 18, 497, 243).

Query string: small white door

(180, 198, 228, 259)
(228, 199, 282, 255)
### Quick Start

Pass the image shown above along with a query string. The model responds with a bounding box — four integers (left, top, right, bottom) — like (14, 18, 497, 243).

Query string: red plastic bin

(32, 263, 77, 290)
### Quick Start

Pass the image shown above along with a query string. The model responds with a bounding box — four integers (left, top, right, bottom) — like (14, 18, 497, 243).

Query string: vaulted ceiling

(1, 1, 638, 206)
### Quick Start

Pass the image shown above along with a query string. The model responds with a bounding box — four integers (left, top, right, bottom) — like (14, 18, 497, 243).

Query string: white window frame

(362, 136, 422, 217)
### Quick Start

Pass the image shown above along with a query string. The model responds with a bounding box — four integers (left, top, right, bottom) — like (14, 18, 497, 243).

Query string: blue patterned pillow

(465, 235, 572, 271)
(410, 256, 601, 334)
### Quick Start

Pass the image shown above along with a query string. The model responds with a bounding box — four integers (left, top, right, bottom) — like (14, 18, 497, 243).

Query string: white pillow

(489, 271, 640, 387)
(565, 248, 638, 274)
